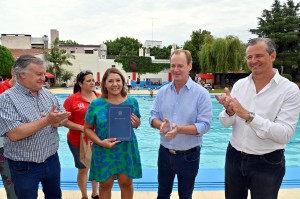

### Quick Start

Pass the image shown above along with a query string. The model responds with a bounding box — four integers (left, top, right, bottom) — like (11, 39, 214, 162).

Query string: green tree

(104, 37, 142, 56)
(0, 45, 15, 78)
(225, 36, 247, 73)
(200, 36, 246, 73)
(199, 35, 214, 72)
(250, 0, 300, 78)
(115, 56, 169, 74)
(44, 38, 75, 85)
(149, 45, 173, 59)
(183, 29, 212, 75)
(60, 69, 74, 82)
(59, 40, 79, 45)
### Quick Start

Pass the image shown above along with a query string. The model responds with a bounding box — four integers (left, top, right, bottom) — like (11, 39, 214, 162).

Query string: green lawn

(209, 88, 224, 94)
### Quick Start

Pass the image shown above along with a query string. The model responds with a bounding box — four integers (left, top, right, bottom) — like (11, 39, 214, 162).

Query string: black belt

(161, 145, 199, 155)
(229, 143, 284, 156)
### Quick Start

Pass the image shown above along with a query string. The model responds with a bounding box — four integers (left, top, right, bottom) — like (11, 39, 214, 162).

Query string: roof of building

(9, 49, 45, 59)
(59, 44, 100, 47)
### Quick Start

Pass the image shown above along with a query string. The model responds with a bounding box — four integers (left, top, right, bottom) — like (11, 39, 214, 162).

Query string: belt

(161, 145, 199, 155)
(229, 143, 284, 156)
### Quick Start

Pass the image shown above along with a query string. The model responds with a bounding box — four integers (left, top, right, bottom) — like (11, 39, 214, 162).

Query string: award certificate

(107, 105, 133, 141)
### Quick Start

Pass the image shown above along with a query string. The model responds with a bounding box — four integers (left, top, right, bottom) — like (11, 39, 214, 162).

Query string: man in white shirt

(216, 38, 300, 199)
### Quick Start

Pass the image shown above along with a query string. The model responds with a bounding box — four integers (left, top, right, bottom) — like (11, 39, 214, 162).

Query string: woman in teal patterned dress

(84, 68, 142, 199)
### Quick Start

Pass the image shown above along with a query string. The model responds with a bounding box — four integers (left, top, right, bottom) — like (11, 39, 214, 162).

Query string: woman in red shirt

(64, 70, 100, 199)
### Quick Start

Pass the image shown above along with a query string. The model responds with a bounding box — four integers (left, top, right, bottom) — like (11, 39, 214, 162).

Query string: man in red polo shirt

(0, 76, 16, 93)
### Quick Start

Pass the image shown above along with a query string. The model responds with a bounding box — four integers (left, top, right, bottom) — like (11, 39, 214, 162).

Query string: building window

(84, 50, 93, 54)
(112, 65, 116, 68)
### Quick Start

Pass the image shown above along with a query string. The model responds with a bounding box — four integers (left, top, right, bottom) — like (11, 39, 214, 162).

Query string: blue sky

(0, 0, 297, 46)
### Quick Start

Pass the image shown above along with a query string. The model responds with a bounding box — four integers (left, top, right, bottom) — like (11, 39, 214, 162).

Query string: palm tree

(44, 38, 75, 85)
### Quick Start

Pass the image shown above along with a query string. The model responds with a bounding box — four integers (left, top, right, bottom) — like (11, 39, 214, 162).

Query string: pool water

(56, 94, 300, 169)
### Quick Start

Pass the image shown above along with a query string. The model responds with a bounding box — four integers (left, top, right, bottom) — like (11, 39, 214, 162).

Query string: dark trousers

(157, 145, 200, 199)
(8, 152, 62, 199)
(225, 143, 285, 199)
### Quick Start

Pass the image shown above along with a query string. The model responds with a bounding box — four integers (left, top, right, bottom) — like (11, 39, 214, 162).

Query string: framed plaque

(107, 105, 133, 141)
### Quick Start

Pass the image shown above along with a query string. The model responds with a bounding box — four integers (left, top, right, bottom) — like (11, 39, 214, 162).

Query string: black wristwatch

(246, 112, 255, 124)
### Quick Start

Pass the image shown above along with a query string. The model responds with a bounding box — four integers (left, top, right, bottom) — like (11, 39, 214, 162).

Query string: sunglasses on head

(80, 70, 92, 75)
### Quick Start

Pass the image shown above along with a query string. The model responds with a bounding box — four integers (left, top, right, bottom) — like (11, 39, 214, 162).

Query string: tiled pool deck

(1, 88, 299, 198)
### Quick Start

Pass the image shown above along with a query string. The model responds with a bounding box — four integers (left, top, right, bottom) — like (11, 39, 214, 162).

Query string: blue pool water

(56, 94, 300, 169)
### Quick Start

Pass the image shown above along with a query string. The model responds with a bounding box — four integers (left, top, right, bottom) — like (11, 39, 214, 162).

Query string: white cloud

(0, 0, 297, 46)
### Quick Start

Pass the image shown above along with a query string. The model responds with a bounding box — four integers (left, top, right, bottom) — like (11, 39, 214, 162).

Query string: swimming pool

(56, 94, 300, 169)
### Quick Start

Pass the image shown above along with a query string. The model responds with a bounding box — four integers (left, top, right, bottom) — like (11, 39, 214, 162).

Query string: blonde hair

(170, 49, 193, 65)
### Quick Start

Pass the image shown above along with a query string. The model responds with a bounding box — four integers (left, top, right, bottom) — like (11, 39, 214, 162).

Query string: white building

(61, 53, 171, 87)
(143, 40, 162, 48)
(1, 29, 172, 86)
(1, 34, 48, 49)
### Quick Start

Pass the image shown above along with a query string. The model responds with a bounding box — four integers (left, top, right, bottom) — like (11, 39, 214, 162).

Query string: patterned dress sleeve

(85, 100, 96, 125)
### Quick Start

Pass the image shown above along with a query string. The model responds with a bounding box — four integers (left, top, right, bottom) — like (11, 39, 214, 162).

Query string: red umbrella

(46, 72, 55, 78)
(196, 73, 214, 79)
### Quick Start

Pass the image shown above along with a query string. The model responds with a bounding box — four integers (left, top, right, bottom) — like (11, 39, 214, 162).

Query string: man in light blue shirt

(150, 49, 212, 199)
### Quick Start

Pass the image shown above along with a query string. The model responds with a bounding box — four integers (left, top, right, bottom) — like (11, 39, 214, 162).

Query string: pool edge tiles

(56, 167, 300, 191)
(0, 167, 299, 190)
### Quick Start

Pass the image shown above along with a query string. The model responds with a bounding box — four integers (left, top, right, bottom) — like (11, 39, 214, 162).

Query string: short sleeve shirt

(63, 91, 101, 147)
(0, 83, 65, 163)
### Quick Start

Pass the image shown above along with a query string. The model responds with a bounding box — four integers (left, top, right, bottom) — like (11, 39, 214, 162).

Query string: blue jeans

(8, 152, 62, 199)
(157, 145, 200, 199)
(225, 143, 285, 199)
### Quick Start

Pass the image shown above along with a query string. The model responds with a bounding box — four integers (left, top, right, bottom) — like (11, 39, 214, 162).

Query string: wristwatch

(246, 112, 255, 124)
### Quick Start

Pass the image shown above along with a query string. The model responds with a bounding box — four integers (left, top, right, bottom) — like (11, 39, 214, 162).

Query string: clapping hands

(160, 119, 178, 140)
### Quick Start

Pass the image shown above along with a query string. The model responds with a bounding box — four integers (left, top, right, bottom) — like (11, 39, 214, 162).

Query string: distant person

(150, 49, 212, 198)
(67, 79, 71, 88)
(84, 68, 142, 199)
(127, 76, 132, 93)
(194, 75, 198, 82)
(149, 88, 153, 97)
(0, 70, 18, 199)
(197, 77, 202, 85)
(64, 70, 100, 199)
(216, 38, 300, 199)
(136, 75, 141, 90)
(0, 55, 71, 198)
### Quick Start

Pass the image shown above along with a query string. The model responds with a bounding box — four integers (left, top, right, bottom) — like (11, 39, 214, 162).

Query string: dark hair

(170, 49, 193, 65)
(13, 55, 44, 80)
(73, 70, 93, 93)
(101, 68, 127, 98)
(247, 38, 276, 55)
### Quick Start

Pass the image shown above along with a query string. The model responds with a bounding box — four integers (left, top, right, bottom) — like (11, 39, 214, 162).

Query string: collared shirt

(219, 69, 300, 155)
(149, 77, 212, 150)
(0, 83, 65, 163)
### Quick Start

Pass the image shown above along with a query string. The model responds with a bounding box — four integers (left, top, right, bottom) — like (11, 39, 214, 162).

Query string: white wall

(61, 54, 170, 83)
(1, 35, 31, 49)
